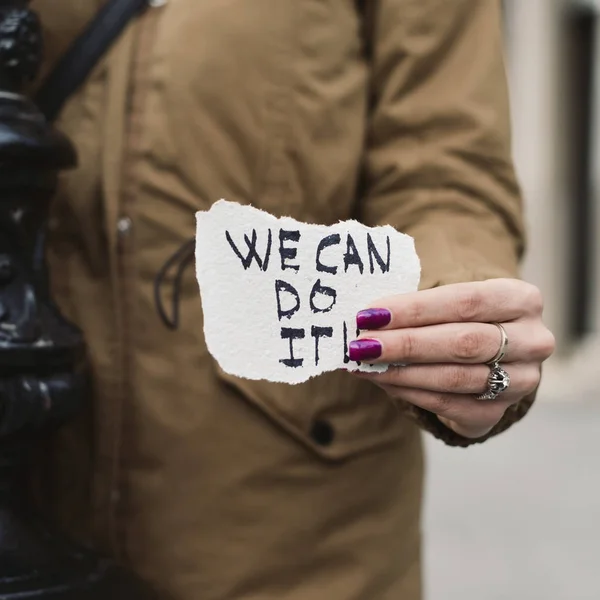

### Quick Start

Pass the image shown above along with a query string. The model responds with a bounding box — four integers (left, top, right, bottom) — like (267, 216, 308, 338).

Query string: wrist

(437, 415, 494, 440)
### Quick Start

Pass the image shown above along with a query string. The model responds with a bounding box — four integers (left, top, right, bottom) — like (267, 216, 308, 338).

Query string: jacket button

(117, 216, 132, 236)
(310, 420, 335, 446)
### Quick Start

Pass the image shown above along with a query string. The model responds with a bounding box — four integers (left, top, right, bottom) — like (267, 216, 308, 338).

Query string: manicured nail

(349, 339, 382, 362)
(356, 308, 392, 330)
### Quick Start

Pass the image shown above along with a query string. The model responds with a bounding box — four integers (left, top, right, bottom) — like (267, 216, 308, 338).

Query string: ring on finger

(475, 361, 511, 400)
(486, 322, 508, 365)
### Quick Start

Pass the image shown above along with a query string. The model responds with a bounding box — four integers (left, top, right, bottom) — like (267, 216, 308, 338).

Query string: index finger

(357, 279, 539, 330)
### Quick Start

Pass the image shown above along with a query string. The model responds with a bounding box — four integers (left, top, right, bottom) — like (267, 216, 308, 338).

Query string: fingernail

(349, 339, 382, 362)
(356, 308, 391, 330)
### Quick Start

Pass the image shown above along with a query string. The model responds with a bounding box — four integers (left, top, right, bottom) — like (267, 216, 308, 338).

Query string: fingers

(357, 279, 544, 330)
(378, 384, 513, 429)
(357, 362, 541, 398)
(358, 360, 541, 439)
(350, 321, 553, 365)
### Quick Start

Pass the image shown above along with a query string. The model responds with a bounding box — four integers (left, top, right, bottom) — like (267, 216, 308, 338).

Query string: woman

(34, 1, 554, 598)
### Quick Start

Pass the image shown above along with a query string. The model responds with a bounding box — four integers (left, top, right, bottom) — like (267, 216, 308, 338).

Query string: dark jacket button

(310, 419, 334, 446)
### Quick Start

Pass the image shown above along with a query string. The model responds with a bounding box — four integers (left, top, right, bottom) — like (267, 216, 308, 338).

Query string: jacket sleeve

(359, 0, 536, 447)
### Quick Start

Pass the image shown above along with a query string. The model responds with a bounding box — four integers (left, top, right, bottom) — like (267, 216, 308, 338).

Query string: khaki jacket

(30, 1, 534, 599)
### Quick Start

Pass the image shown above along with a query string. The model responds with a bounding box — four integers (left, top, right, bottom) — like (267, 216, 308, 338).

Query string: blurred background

(424, 1, 600, 598)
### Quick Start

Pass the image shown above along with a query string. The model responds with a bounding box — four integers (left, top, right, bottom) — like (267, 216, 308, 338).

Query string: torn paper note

(195, 200, 421, 384)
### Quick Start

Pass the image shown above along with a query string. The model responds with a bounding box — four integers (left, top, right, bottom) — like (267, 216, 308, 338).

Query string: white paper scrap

(195, 200, 421, 384)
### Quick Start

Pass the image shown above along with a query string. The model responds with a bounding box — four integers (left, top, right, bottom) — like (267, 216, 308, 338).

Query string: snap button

(117, 216, 132, 236)
(310, 419, 335, 446)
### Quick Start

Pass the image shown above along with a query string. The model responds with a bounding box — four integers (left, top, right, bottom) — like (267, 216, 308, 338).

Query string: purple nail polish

(356, 308, 392, 330)
(349, 339, 382, 362)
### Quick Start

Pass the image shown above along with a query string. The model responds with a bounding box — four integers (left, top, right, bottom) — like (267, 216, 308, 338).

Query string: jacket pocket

(214, 365, 411, 462)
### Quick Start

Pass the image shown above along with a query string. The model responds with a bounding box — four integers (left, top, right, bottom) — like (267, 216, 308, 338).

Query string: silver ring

(486, 322, 508, 365)
(476, 362, 511, 400)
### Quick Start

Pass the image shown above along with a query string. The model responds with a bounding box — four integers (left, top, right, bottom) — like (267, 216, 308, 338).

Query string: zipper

(101, 2, 165, 559)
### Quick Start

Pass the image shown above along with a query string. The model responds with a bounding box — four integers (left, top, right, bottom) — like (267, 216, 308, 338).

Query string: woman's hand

(349, 279, 555, 439)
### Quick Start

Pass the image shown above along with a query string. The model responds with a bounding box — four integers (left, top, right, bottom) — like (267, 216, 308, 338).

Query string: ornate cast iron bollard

(0, 2, 157, 598)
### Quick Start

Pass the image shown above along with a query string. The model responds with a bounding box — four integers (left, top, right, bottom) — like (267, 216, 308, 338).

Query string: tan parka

(29, 1, 533, 599)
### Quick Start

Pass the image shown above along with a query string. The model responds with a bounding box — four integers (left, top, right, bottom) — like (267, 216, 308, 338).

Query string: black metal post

(0, 2, 158, 598)
(563, 4, 596, 340)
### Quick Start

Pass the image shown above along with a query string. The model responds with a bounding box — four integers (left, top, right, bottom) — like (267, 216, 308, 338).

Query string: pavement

(423, 391, 600, 600)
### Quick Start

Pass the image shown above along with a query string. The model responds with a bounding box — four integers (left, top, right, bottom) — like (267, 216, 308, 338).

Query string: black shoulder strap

(35, 0, 149, 122)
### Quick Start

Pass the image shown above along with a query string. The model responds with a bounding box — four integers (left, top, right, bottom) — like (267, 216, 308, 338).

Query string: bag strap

(37, 0, 370, 122)
(35, 0, 149, 122)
